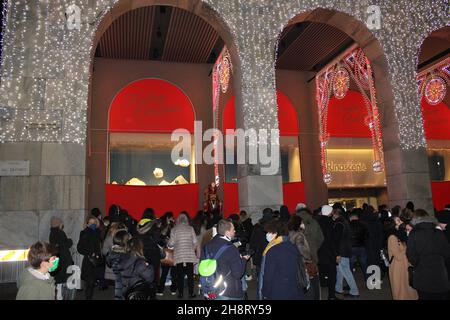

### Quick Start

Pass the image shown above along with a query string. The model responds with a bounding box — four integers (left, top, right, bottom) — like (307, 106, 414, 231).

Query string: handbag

(160, 248, 175, 266)
(87, 253, 105, 268)
(305, 261, 319, 278)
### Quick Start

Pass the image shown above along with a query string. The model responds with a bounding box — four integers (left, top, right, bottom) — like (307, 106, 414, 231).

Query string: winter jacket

(102, 233, 115, 281)
(49, 227, 74, 284)
(288, 230, 313, 262)
(260, 236, 304, 300)
(16, 268, 55, 300)
(136, 223, 163, 271)
(298, 212, 324, 264)
(333, 216, 352, 258)
(202, 235, 246, 298)
(360, 212, 384, 265)
(167, 224, 198, 265)
(406, 217, 450, 293)
(249, 223, 268, 268)
(317, 215, 337, 264)
(106, 247, 154, 300)
(77, 227, 103, 282)
(350, 220, 369, 248)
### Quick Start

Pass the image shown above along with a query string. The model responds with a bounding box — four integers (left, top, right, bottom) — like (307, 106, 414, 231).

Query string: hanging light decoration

(219, 49, 232, 94)
(332, 66, 350, 99)
(424, 76, 446, 106)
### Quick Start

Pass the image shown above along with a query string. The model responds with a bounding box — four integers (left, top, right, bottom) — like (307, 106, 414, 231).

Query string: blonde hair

(108, 222, 127, 237)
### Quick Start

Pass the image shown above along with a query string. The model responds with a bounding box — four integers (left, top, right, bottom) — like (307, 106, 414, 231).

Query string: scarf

(263, 235, 283, 256)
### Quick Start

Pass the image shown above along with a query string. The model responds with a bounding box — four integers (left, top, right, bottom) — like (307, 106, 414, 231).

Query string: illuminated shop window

(109, 133, 196, 186)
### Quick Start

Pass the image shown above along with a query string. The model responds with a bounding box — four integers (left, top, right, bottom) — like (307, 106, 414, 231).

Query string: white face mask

(266, 233, 276, 243)
(300, 223, 305, 230)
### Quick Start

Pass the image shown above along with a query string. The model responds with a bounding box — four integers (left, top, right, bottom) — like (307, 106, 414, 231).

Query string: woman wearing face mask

(77, 216, 102, 300)
(259, 219, 304, 300)
(17, 241, 59, 300)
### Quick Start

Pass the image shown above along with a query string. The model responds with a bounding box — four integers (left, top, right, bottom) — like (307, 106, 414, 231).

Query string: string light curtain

(316, 48, 385, 185)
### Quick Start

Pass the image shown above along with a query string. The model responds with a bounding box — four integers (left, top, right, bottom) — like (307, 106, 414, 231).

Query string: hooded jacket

(406, 216, 450, 293)
(106, 246, 154, 300)
(298, 211, 324, 264)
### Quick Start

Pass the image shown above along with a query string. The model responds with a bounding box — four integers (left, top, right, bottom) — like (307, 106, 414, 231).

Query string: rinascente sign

(326, 149, 386, 188)
(0, 161, 30, 176)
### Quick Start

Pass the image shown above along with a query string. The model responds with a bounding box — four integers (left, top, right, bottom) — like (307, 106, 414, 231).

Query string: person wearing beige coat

(388, 231, 418, 300)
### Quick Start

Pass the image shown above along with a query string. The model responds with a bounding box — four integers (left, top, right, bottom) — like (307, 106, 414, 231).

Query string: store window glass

(109, 133, 195, 186)
(428, 149, 450, 181)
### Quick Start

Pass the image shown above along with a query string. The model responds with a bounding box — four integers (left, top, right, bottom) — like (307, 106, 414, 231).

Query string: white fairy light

(0, 0, 447, 152)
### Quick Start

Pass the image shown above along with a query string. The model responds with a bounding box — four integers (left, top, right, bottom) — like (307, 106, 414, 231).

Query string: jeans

(336, 257, 359, 296)
(176, 263, 194, 296)
(158, 265, 177, 293)
(351, 247, 368, 280)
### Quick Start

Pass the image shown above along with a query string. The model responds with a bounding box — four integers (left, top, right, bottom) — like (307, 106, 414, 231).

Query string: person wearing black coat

(49, 217, 74, 300)
(77, 216, 103, 300)
(317, 205, 338, 300)
(136, 219, 163, 287)
(240, 211, 254, 241)
(106, 232, 154, 300)
(349, 211, 369, 280)
(406, 210, 450, 300)
(202, 220, 248, 300)
(333, 208, 359, 297)
(360, 206, 384, 269)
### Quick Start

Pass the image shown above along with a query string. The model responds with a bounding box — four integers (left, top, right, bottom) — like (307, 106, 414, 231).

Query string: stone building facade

(0, 0, 447, 252)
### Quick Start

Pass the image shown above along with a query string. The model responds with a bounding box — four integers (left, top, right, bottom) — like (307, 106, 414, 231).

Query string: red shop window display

(106, 78, 199, 219)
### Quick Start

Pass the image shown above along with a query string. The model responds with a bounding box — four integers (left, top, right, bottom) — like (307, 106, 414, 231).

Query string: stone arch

(274, 7, 406, 209)
(85, 0, 243, 215)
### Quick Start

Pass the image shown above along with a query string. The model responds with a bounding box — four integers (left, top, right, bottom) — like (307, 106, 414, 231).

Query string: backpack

(198, 243, 232, 300)
(297, 253, 310, 293)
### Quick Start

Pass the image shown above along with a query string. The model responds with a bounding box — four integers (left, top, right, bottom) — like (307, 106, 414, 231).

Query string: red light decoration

(316, 48, 385, 185)
(424, 76, 446, 106)
(333, 67, 350, 99)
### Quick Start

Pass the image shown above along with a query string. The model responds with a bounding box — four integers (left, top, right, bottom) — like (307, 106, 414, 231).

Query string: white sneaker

(171, 291, 177, 296)
(245, 275, 253, 281)
(156, 292, 164, 296)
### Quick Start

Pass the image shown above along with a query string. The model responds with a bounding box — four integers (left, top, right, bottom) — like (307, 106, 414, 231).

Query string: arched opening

(275, 8, 394, 211)
(86, 2, 239, 219)
(417, 26, 450, 211)
(222, 90, 303, 214)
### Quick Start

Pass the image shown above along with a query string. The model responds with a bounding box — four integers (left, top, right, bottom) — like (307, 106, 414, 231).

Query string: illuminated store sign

(326, 149, 386, 188)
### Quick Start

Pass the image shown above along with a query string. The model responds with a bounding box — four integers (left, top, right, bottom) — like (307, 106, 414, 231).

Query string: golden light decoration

(219, 50, 232, 94)
(332, 67, 350, 100)
(425, 76, 446, 106)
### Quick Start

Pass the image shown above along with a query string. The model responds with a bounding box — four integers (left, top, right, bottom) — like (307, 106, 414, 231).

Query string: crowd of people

(15, 201, 450, 300)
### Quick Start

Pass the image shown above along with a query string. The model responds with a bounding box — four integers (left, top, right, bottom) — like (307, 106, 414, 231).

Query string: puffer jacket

(106, 246, 154, 300)
(167, 224, 198, 265)
(406, 216, 450, 293)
